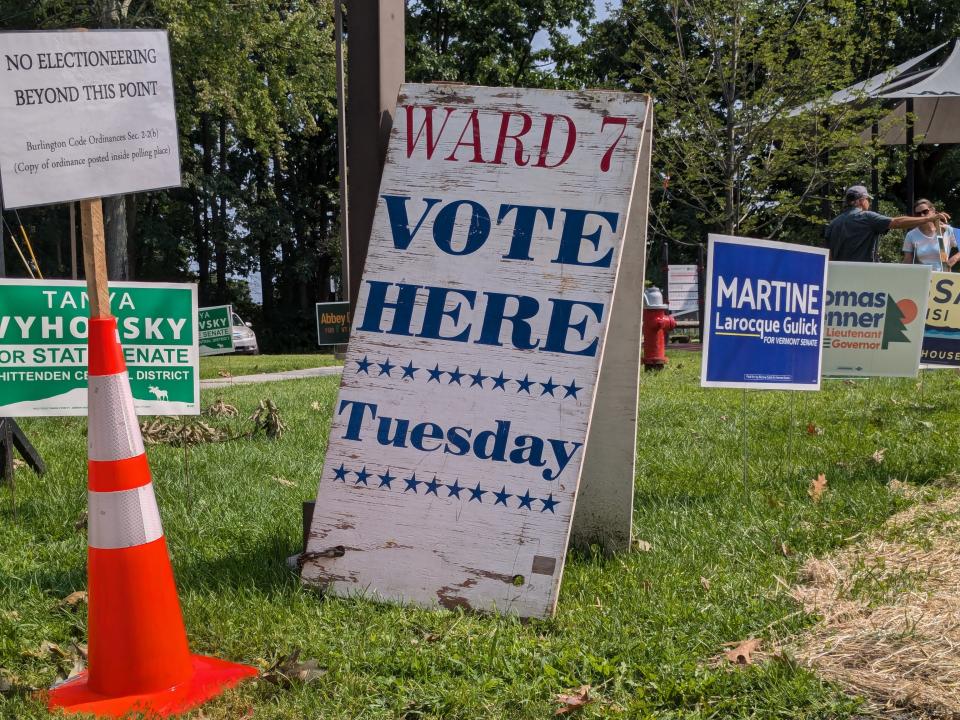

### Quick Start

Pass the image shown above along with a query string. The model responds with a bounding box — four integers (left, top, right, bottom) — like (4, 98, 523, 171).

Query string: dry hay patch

(791, 484, 960, 717)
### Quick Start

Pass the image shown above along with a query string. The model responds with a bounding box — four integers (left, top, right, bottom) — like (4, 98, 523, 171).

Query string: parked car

(231, 312, 259, 354)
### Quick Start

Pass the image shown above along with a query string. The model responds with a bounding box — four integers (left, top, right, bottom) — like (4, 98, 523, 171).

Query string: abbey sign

(302, 84, 653, 618)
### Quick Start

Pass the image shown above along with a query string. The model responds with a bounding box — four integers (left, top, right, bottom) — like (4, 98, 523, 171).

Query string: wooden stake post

(80, 199, 111, 318)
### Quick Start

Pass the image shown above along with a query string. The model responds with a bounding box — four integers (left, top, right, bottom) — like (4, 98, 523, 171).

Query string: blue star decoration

(401, 361, 419, 380)
(517, 490, 535, 510)
(427, 364, 445, 383)
(516, 374, 535, 394)
(491, 371, 510, 391)
(469, 369, 487, 388)
(377, 358, 395, 377)
(563, 379, 582, 399)
(447, 366, 465, 385)
(404, 473, 421, 493)
(378, 470, 395, 488)
(333, 463, 349, 482)
(469, 482, 487, 503)
(424, 476, 441, 495)
(355, 356, 373, 374)
(540, 377, 558, 396)
(354, 466, 371, 485)
(493, 486, 512, 506)
(540, 493, 559, 513)
(446, 479, 463, 498)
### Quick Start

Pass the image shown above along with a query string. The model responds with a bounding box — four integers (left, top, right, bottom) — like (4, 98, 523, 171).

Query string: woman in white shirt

(902, 198, 958, 271)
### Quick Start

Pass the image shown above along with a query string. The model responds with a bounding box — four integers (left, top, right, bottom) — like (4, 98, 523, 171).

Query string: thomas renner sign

(302, 84, 652, 618)
(822, 262, 930, 377)
(702, 234, 828, 390)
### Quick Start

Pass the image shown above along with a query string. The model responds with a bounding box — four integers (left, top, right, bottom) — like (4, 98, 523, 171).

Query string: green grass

(199, 353, 339, 379)
(2, 352, 958, 719)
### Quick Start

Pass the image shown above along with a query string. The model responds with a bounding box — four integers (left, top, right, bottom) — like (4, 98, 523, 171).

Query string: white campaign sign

(668, 264, 698, 316)
(302, 84, 651, 618)
(822, 262, 930, 377)
(0, 30, 181, 209)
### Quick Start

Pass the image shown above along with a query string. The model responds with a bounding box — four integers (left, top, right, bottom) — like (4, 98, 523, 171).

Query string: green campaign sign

(198, 304, 234, 356)
(0, 279, 198, 416)
(316, 301, 350, 345)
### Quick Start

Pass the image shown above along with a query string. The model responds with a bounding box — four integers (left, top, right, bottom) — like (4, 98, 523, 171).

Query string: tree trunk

(216, 117, 228, 300)
(192, 194, 209, 302)
(103, 196, 129, 279)
(125, 194, 137, 280)
(259, 158, 275, 321)
(201, 114, 214, 301)
(273, 151, 294, 310)
(100, 0, 130, 279)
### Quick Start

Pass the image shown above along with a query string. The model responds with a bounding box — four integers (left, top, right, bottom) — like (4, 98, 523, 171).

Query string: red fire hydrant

(642, 286, 676, 371)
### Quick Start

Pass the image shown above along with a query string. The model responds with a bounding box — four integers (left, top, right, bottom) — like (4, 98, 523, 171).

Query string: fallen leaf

(780, 541, 792, 557)
(700, 576, 711, 591)
(871, 448, 886, 464)
(59, 591, 87, 608)
(555, 685, 593, 715)
(273, 476, 295, 488)
(67, 655, 86, 680)
(12, 458, 25, 470)
(217, 370, 233, 378)
(720, 415, 728, 421)
(806, 423, 823, 436)
(723, 638, 761, 665)
(262, 649, 327, 687)
(310, 401, 322, 411)
(74, 511, 87, 531)
(808, 473, 827, 503)
(29, 641, 68, 659)
(633, 540, 652, 552)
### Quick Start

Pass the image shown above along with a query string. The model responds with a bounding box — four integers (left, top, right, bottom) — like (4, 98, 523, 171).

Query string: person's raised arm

(890, 211, 951, 230)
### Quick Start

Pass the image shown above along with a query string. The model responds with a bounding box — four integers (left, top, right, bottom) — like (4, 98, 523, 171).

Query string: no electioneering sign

(0, 30, 181, 209)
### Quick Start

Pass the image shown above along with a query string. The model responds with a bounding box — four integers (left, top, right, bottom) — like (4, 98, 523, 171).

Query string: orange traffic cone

(48, 317, 257, 717)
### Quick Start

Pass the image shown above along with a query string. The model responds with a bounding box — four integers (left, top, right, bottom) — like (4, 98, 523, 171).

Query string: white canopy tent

(790, 40, 960, 209)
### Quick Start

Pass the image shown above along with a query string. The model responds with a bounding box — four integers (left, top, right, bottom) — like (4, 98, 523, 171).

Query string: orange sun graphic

(896, 298, 918, 324)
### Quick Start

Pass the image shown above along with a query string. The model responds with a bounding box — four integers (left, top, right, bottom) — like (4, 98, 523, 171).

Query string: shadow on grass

(174, 531, 305, 596)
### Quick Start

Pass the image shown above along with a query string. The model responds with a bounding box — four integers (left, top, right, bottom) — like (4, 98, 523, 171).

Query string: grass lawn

(199, 353, 340, 380)
(2, 352, 957, 718)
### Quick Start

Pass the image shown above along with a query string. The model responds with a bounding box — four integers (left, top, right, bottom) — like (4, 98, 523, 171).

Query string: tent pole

(820, 114, 832, 220)
(871, 121, 880, 211)
(906, 99, 915, 210)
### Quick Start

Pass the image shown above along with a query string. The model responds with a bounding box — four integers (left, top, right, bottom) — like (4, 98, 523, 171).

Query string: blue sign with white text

(701, 234, 829, 390)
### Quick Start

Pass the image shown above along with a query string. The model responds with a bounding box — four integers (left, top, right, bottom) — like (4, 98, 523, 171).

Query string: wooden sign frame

(302, 85, 653, 617)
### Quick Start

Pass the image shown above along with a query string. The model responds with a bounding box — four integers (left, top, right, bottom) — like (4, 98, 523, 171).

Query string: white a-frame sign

(303, 84, 652, 618)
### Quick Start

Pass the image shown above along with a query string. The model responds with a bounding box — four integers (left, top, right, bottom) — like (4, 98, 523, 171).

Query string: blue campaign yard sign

(702, 234, 829, 390)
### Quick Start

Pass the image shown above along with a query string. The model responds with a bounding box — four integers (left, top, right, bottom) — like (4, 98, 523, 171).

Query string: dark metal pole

(344, 0, 405, 314)
(906, 99, 915, 211)
(821, 115, 832, 220)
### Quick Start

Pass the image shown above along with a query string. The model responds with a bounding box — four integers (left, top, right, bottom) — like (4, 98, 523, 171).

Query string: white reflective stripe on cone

(88, 371, 145, 462)
(88, 484, 164, 550)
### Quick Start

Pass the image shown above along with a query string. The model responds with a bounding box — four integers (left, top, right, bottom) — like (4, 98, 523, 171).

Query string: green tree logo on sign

(881, 296, 917, 349)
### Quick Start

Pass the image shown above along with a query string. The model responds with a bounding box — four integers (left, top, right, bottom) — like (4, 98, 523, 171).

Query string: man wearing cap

(824, 185, 950, 262)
